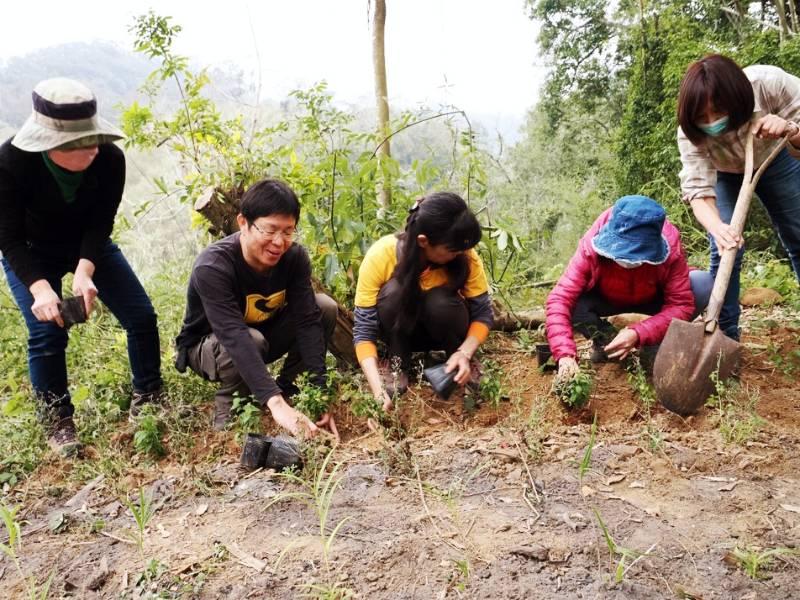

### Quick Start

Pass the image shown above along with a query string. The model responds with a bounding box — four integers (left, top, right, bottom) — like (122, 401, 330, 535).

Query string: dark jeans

(713, 148, 800, 340)
(2, 241, 162, 419)
(186, 293, 337, 406)
(573, 270, 714, 345)
(376, 279, 469, 368)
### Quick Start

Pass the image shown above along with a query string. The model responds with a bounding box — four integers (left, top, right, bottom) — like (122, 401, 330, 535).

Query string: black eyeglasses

(250, 221, 300, 242)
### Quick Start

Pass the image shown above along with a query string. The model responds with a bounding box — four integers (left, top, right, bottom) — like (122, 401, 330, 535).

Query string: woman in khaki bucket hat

(0, 78, 163, 456)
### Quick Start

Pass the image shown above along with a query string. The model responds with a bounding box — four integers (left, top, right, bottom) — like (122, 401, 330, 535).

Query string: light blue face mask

(614, 259, 643, 269)
(698, 115, 729, 137)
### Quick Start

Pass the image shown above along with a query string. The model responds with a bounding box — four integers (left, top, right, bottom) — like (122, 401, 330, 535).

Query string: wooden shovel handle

(704, 130, 792, 331)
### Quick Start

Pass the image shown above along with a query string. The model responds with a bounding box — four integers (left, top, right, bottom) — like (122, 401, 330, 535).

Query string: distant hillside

(0, 41, 155, 127)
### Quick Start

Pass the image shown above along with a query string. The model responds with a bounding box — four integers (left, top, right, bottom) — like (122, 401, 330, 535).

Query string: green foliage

(742, 254, 800, 305)
(578, 414, 597, 482)
(123, 487, 156, 556)
(626, 354, 656, 414)
(706, 367, 765, 445)
(293, 372, 332, 422)
(269, 450, 354, 597)
(231, 395, 262, 436)
(593, 507, 653, 584)
(1, 503, 54, 599)
(133, 413, 166, 458)
(730, 546, 800, 580)
(553, 370, 593, 408)
(477, 359, 506, 408)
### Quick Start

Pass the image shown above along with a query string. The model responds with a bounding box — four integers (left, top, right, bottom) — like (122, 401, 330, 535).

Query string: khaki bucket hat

(11, 77, 124, 152)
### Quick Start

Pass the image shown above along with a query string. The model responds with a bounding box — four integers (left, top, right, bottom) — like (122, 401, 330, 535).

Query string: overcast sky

(0, 1, 544, 135)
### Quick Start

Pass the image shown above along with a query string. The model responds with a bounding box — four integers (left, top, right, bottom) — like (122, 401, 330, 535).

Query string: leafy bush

(552, 371, 592, 408)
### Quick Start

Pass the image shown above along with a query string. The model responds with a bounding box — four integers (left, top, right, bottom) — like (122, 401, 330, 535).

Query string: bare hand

(72, 272, 98, 316)
(556, 357, 579, 384)
(316, 412, 340, 442)
(709, 220, 743, 252)
(445, 350, 471, 385)
(604, 328, 639, 360)
(267, 395, 319, 438)
(753, 114, 799, 140)
(31, 287, 64, 327)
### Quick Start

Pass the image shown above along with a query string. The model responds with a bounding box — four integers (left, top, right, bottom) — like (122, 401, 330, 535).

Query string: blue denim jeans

(713, 148, 800, 340)
(2, 241, 162, 418)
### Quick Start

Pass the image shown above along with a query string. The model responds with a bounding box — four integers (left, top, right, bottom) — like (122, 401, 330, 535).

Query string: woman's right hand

(708, 220, 743, 252)
(30, 281, 64, 327)
(556, 356, 579, 383)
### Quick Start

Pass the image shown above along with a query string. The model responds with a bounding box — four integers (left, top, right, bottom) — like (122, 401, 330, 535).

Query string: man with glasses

(175, 178, 338, 437)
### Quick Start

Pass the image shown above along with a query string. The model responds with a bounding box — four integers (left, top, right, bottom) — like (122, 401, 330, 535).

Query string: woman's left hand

(72, 272, 98, 316)
(445, 350, 472, 385)
(753, 115, 799, 140)
(604, 328, 639, 360)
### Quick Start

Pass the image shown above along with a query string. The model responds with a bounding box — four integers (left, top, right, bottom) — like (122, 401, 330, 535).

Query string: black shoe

(130, 388, 164, 420)
(47, 417, 82, 457)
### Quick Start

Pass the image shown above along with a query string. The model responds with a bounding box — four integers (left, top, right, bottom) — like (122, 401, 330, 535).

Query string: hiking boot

(47, 417, 82, 457)
(129, 388, 164, 421)
(379, 358, 409, 399)
(212, 396, 234, 431)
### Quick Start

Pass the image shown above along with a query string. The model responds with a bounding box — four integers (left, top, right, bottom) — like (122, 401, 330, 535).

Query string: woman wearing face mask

(677, 54, 800, 341)
(546, 195, 712, 384)
(353, 192, 493, 410)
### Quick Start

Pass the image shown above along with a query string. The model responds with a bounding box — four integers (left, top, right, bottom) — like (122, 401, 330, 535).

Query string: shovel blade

(653, 319, 740, 415)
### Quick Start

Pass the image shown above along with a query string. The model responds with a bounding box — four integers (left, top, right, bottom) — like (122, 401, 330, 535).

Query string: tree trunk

(775, 0, 791, 41)
(371, 0, 392, 212)
(194, 185, 242, 236)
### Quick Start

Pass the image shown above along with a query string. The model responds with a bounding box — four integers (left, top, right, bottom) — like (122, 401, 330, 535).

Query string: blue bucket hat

(591, 195, 669, 266)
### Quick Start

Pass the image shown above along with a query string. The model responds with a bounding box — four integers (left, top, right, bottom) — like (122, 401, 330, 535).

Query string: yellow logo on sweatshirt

(243, 290, 286, 324)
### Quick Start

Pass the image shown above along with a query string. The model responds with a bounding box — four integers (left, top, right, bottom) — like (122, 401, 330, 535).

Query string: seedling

(578, 413, 597, 482)
(478, 359, 506, 409)
(706, 366, 764, 445)
(0, 502, 54, 599)
(729, 546, 800, 579)
(123, 487, 156, 556)
(293, 372, 332, 422)
(133, 413, 166, 458)
(268, 450, 354, 597)
(552, 370, 592, 408)
(231, 394, 262, 437)
(593, 507, 656, 584)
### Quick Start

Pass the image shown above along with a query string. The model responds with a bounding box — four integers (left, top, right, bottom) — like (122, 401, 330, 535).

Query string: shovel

(654, 129, 793, 415)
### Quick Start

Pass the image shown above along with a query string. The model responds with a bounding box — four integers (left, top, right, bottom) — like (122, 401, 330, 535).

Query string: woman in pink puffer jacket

(546, 195, 712, 383)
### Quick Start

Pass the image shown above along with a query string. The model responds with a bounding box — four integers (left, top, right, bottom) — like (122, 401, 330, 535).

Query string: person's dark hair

(240, 178, 301, 223)
(392, 192, 482, 331)
(677, 54, 755, 145)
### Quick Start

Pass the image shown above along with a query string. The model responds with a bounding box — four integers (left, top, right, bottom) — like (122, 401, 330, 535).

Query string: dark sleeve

(0, 147, 45, 286)
(353, 306, 379, 345)
(79, 145, 125, 265)
(285, 247, 327, 388)
(193, 263, 282, 403)
(466, 292, 494, 328)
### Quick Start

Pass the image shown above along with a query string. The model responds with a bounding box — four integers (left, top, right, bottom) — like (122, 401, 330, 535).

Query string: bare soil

(2, 307, 800, 599)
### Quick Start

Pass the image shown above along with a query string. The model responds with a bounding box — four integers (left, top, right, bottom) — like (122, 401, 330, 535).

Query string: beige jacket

(677, 64, 800, 202)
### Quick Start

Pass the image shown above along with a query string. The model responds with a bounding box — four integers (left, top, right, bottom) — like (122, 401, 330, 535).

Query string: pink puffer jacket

(545, 208, 695, 361)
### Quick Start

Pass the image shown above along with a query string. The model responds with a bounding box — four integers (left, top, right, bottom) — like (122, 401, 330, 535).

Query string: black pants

(186, 293, 337, 405)
(376, 279, 468, 369)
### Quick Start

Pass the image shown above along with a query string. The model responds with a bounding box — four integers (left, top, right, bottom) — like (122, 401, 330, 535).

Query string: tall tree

(371, 0, 392, 212)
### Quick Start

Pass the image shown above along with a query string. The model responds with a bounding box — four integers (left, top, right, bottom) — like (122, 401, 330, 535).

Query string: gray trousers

(186, 293, 338, 407)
